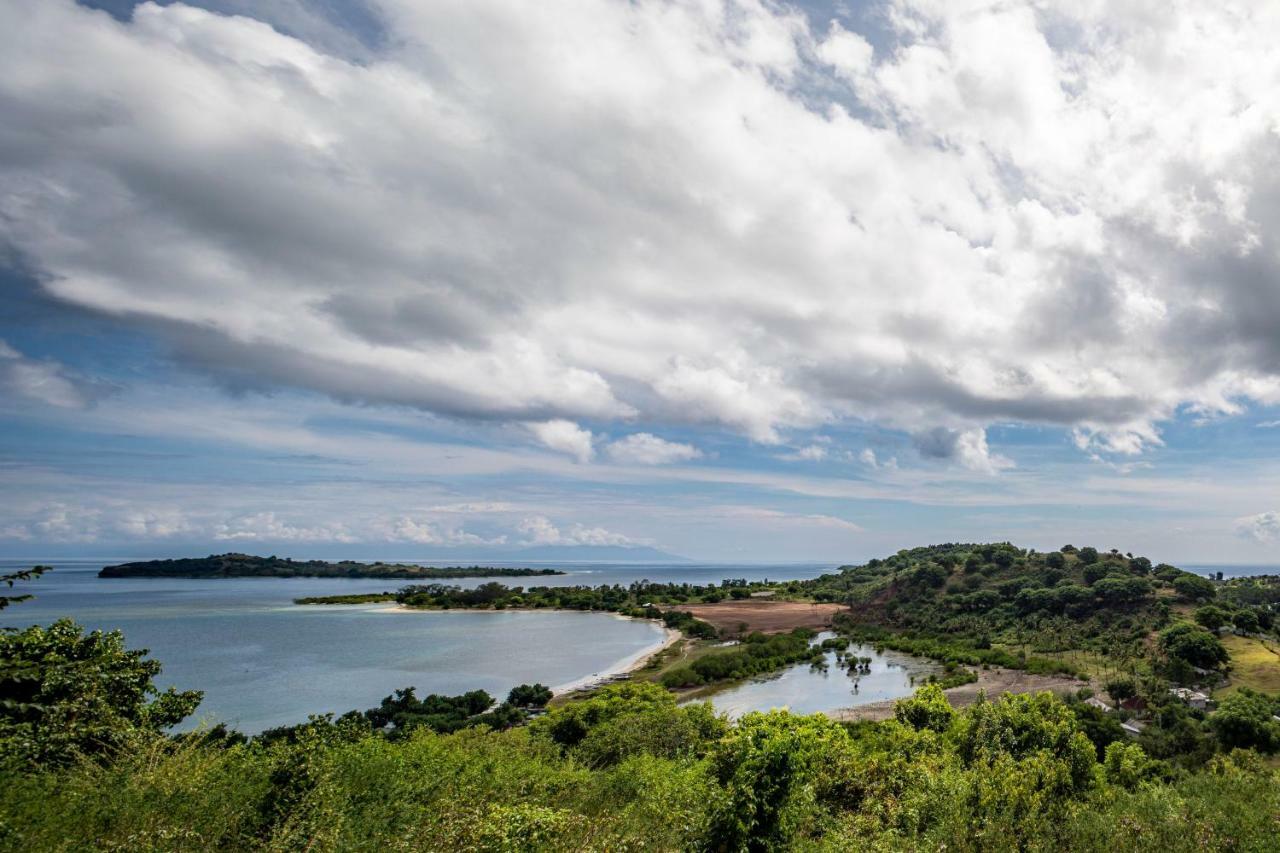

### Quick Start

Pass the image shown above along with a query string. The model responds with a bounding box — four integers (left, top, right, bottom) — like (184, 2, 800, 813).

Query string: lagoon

(2, 558, 829, 732)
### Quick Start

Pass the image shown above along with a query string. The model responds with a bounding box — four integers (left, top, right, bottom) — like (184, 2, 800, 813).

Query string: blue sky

(2, 0, 1280, 563)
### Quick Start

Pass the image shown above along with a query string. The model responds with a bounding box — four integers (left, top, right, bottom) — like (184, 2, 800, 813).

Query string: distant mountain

(502, 544, 691, 563)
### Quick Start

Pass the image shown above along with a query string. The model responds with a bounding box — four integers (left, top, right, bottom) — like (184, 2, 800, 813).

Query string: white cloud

(859, 448, 898, 469)
(606, 433, 701, 465)
(913, 427, 1013, 474)
(3, 0, 1280, 470)
(0, 339, 99, 409)
(711, 505, 863, 532)
(426, 501, 518, 514)
(1257, 420, 1280, 429)
(526, 420, 595, 463)
(1236, 511, 1280, 544)
(381, 515, 505, 546)
(517, 515, 644, 547)
(114, 509, 195, 539)
(214, 511, 356, 543)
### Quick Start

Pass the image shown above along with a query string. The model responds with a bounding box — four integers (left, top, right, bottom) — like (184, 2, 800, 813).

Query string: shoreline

(550, 623, 682, 696)
(360, 602, 682, 696)
(826, 666, 1089, 722)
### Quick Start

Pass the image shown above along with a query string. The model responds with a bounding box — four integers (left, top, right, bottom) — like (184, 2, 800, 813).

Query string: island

(97, 553, 566, 579)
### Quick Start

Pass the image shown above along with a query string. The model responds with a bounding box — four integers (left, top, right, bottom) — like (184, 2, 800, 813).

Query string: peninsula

(98, 553, 566, 580)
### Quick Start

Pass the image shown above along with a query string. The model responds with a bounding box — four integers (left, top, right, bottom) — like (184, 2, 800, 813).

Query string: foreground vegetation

(2, 624, 1278, 851)
(98, 554, 565, 579)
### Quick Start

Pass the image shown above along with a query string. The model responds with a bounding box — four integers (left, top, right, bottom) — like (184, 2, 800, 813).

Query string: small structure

(1169, 687, 1210, 710)
(1084, 696, 1113, 713)
(1121, 720, 1146, 739)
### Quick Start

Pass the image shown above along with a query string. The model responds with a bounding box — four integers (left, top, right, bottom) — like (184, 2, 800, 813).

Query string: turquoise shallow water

(1, 559, 829, 732)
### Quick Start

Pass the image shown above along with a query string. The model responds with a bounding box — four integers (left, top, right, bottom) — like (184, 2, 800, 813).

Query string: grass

(638, 637, 725, 683)
(1218, 634, 1280, 696)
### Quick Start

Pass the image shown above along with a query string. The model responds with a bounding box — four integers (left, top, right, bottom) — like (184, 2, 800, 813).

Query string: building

(1084, 696, 1113, 713)
(1169, 687, 1210, 710)
(1121, 720, 1146, 739)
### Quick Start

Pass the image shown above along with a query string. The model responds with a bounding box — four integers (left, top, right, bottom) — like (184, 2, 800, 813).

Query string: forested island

(5, 543, 1280, 850)
(97, 553, 565, 580)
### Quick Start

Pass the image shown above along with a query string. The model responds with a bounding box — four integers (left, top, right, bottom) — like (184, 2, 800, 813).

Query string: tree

(507, 683, 553, 708)
(1194, 605, 1230, 632)
(1044, 551, 1066, 570)
(708, 710, 850, 850)
(1158, 624, 1228, 671)
(1208, 691, 1280, 753)
(1078, 547, 1100, 565)
(1082, 562, 1110, 585)
(1103, 741, 1160, 788)
(1172, 574, 1216, 602)
(1093, 576, 1153, 607)
(1128, 556, 1152, 575)
(1232, 609, 1259, 634)
(894, 683, 955, 732)
(1105, 678, 1137, 707)
(0, 619, 202, 766)
(953, 691, 1098, 797)
(364, 687, 502, 736)
(0, 565, 49, 610)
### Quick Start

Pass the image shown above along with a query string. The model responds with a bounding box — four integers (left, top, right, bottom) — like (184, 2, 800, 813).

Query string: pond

(694, 633, 942, 718)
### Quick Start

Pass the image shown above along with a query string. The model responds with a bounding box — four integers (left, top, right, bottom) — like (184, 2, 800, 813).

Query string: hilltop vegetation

(801, 542, 1260, 680)
(98, 554, 565, 579)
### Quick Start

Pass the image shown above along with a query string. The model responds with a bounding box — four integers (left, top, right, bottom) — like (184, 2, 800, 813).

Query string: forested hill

(98, 554, 565, 579)
(803, 542, 1230, 642)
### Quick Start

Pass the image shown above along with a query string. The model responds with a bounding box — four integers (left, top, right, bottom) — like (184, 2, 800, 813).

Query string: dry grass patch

(1219, 634, 1280, 696)
(671, 600, 845, 634)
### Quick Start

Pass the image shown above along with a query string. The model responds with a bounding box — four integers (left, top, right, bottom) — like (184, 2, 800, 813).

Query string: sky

(1, 0, 1280, 564)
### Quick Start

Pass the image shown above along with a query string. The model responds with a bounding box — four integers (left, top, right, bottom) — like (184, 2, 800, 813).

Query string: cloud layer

(2, 0, 1280, 473)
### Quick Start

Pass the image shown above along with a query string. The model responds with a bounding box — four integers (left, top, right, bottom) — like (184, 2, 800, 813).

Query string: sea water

(1, 559, 829, 732)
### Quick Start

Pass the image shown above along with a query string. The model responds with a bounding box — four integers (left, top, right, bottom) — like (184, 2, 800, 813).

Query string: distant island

(97, 553, 566, 579)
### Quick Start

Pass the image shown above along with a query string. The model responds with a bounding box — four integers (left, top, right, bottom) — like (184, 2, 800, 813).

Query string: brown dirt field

(673, 600, 846, 633)
(827, 667, 1089, 722)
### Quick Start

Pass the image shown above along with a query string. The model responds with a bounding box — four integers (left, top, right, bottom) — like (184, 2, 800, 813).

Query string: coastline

(362, 602, 682, 696)
(550, 623, 682, 696)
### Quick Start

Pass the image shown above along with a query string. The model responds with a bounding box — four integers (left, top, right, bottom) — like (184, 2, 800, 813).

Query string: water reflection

(695, 633, 941, 718)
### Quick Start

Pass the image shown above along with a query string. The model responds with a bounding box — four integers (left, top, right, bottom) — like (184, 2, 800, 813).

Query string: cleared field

(672, 600, 846, 633)
(1219, 634, 1280, 696)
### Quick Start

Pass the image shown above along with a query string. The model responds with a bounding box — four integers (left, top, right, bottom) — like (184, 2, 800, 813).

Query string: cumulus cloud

(526, 420, 595, 463)
(114, 509, 195, 539)
(517, 515, 645, 547)
(4, 0, 1280, 466)
(1236, 511, 1280, 544)
(214, 511, 356, 543)
(0, 339, 102, 409)
(912, 427, 1012, 474)
(859, 448, 897, 469)
(381, 515, 505, 546)
(606, 433, 702, 465)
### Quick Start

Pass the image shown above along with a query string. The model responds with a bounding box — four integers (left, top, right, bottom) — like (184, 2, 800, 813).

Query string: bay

(1, 558, 829, 733)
